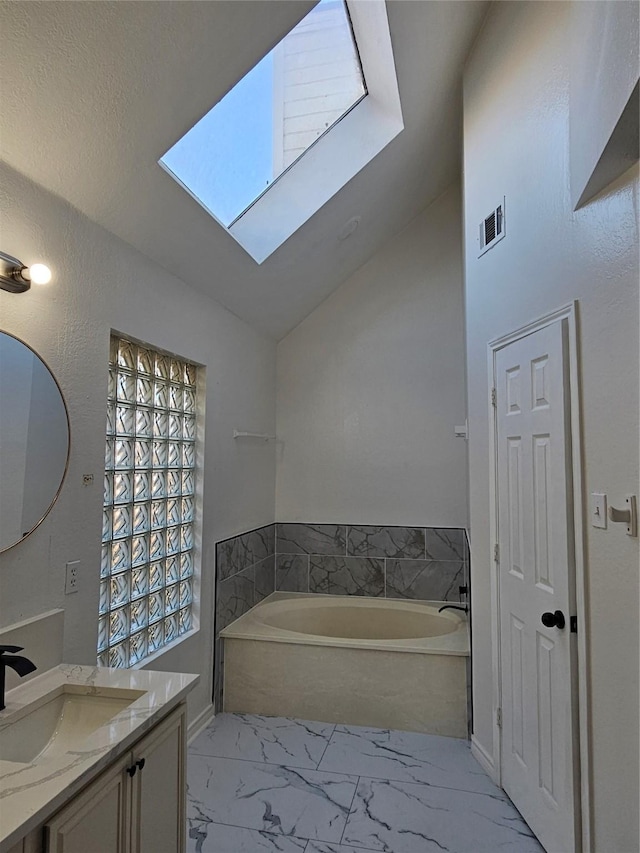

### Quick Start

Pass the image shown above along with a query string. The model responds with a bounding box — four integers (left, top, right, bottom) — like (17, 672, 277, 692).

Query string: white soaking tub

(220, 592, 469, 737)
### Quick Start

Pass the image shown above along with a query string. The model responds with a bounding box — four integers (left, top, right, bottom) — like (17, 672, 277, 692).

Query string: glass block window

(99, 336, 198, 668)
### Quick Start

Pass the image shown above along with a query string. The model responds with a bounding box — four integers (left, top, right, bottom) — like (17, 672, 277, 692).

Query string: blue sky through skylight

(160, 0, 365, 229)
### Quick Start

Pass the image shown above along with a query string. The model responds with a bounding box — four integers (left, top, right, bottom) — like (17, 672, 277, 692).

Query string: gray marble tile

(217, 525, 275, 581)
(305, 843, 379, 853)
(277, 523, 346, 556)
(255, 555, 276, 602)
(386, 559, 464, 601)
(309, 556, 384, 597)
(187, 822, 307, 853)
(187, 755, 357, 843)
(424, 528, 466, 561)
(251, 524, 276, 562)
(318, 725, 500, 796)
(276, 555, 309, 592)
(347, 526, 425, 559)
(343, 778, 544, 853)
(213, 637, 224, 713)
(216, 567, 254, 631)
(189, 713, 335, 769)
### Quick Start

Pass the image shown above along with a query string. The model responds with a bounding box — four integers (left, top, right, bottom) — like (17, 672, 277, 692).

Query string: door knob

(541, 610, 565, 629)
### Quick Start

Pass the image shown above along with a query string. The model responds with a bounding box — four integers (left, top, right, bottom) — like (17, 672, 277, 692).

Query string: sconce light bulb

(28, 263, 52, 285)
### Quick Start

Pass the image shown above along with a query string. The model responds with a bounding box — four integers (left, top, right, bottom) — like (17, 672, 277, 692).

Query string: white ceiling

(0, 1, 488, 340)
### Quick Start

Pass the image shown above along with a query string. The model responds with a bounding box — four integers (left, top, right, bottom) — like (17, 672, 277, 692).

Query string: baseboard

(471, 735, 500, 785)
(187, 703, 216, 745)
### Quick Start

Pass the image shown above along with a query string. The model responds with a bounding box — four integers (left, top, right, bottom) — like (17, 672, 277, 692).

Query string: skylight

(160, 0, 366, 229)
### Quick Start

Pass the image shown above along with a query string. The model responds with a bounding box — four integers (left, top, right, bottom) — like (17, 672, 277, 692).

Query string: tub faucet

(0, 645, 37, 711)
(438, 604, 469, 614)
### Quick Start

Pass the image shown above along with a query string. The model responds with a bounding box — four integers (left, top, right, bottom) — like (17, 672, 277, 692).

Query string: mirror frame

(0, 330, 71, 554)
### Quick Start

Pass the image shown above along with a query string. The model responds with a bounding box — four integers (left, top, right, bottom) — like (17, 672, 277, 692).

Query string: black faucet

(438, 604, 469, 614)
(0, 645, 37, 711)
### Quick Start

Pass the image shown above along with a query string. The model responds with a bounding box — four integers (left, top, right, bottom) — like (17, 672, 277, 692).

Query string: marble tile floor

(187, 713, 544, 853)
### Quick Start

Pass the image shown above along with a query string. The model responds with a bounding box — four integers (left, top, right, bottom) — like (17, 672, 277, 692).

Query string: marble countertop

(0, 664, 198, 852)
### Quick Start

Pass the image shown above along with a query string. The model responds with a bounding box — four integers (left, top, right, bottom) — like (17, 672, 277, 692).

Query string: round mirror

(0, 332, 70, 553)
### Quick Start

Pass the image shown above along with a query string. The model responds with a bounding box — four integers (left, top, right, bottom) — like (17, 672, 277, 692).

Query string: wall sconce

(0, 251, 52, 294)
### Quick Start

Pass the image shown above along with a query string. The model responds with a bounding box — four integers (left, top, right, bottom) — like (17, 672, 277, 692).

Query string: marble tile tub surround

(186, 712, 543, 853)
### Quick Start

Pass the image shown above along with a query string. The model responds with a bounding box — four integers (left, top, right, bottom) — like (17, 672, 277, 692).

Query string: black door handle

(136, 758, 146, 771)
(127, 764, 137, 777)
(541, 610, 565, 629)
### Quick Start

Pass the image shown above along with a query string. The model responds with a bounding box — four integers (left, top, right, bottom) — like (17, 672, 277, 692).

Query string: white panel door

(496, 319, 579, 853)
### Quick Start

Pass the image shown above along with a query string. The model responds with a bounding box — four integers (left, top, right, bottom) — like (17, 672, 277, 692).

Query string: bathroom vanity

(0, 665, 198, 853)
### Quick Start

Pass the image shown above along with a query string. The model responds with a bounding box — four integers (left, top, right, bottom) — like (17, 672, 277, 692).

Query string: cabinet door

(130, 704, 186, 853)
(46, 753, 131, 853)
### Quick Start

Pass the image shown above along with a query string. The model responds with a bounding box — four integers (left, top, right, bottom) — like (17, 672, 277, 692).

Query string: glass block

(115, 404, 135, 436)
(182, 442, 195, 468)
(148, 591, 164, 624)
(184, 363, 197, 387)
(114, 439, 134, 470)
(109, 336, 119, 365)
(182, 470, 194, 495)
(112, 505, 132, 540)
(153, 410, 169, 438)
(179, 579, 192, 608)
(105, 438, 114, 471)
(152, 470, 167, 499)
(135, 407, 153, 438)
(114, 471, 133, 503)
(102, 508, 112, 543)
(101, 545, 111, 579)
(169, 384, 182, 411)
(110, 572, 130, 609)
(181, 524, 194, 552)
(137, 347, 154, 375)
(183, 387, 196, 414)
(131, 535, 149, 567)
(108, 367, 117, 400)
(108, 642, 128, 669)
(116, 371, 135, 402)
(167, 442, 181, 468)
(166, 526, 180, 556)
(181, 496, 194, 524)
(110, 539, 131, 574)
(154, 381, 168, 409)
(104, 472, 114, 506)
(179, 608, 192, 634)
(109, 607, 129, 645)
(180, 551, 194, 579)
(97, 615, 109, 653)
(129, 630, 148, 666)
(134, 471, 151, 501)
(167, 498, 181, 527)
(106, 403, 116, 436)
(164, 612, 179, 643)
(151, 500, 167, 530)
(155, 354, 170, 380)
(149, 561, 164, 591)
(99, 580, 110, 616)
(150, 531, 165, 561)
(167, 469, 181, 497)
(183, 414, 196, 441)
(152, 440, 168, 468)
(98, 650, 111, 668)
(165, 555, 180, 585)
(135, 439, 152, 469)
(117, 339, 136, 370)
(131, 565, 149, 600)
(169, 413, 182, 439)
(170, 359, 182, 382)
(133, 502, 150, 534)
(130, 598, 149, 633)
(136, 376, 153, 406)
(148, 620, 164, 652)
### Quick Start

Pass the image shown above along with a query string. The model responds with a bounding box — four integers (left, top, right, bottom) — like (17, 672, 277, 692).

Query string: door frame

(486, 301, 591, 852)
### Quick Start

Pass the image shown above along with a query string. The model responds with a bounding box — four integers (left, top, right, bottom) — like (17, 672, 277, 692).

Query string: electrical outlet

(65, 560, 80, 594)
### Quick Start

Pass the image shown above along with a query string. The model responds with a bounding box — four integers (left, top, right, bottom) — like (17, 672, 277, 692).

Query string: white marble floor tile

(188, 754, 358, 844)
(305, 842, 380, 853)
(318, 725, 501, 797)
(190, 713, 335, 769)
(342, 778, 545, 853)
(187, 821, 307, 853)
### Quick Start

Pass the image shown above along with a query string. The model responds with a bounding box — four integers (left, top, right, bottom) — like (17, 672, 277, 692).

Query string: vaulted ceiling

(0, 1, 488, 339)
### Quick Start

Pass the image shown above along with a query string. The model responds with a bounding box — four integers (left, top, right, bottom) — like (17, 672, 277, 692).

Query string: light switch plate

(591, 493, 607, 529)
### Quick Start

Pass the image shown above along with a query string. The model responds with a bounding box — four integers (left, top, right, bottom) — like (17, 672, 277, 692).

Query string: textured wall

(0, 162, 277, 729)
(463, 2, 639, 848)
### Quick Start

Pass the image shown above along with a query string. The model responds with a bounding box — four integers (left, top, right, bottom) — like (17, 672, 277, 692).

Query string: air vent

(478, 199, 505, 257)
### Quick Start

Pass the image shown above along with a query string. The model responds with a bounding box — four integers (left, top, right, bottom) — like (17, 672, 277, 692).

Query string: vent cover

(478, 199, 505, 257)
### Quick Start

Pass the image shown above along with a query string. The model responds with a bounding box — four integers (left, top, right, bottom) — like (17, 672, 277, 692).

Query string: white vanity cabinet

(44, 703, 186, 853)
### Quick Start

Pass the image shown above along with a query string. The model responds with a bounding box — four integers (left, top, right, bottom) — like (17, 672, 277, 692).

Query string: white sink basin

(0, 685, 145, 764)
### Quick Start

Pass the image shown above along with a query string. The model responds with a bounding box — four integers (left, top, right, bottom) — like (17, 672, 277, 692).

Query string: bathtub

(220, 592, 469, 737)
